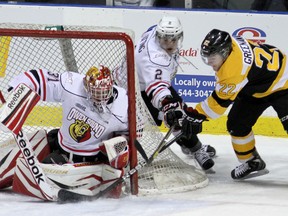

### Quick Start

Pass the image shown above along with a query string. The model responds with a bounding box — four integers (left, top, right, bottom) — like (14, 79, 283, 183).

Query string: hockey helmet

(156, 16, 183, 54)
(200, 29, 232, 68)
(83, 66, 113, 106)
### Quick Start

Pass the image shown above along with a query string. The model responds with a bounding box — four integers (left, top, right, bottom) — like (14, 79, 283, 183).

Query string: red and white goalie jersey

(8, 69, 129, 157)
(135, 25, 180, 109)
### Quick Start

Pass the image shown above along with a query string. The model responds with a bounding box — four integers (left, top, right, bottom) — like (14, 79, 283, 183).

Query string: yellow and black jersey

(196, 36, 288, 119)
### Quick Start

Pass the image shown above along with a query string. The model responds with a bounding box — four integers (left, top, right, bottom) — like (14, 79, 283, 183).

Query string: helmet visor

(201, 53, 223, 65)
(201, 53, 225, 71)
(157, 33, 183, 54)
(87, 81, 112, 103)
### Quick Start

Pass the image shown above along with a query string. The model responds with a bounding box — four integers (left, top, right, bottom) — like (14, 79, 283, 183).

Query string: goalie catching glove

(99, 136, 129, 169)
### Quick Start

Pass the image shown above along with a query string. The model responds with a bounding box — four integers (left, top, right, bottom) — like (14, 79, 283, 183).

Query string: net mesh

(0, 23, 208, 195)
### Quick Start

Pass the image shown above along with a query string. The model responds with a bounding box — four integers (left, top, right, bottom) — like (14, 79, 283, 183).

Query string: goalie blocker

(0, 83, 40, 135)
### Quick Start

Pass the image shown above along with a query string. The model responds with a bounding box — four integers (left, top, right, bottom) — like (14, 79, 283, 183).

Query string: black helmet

(200, 29, 232, 59)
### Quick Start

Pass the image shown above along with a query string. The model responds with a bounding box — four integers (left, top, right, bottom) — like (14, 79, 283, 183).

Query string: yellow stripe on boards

(24, 106, 63, 127)
(0, 36, 12, 77)
(18, 105, 287, 137)
(159, 116, 287, 137)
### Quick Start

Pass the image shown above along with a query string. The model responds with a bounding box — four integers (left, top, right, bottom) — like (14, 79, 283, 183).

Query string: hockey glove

(181, 106, 207, 139)
(161, 96, 184, 129)
(164, 108, 186, 129)
(99, 136, 129, 169)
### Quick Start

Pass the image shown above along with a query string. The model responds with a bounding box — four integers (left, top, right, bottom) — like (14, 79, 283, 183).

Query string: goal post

(0, 23, 208, 196)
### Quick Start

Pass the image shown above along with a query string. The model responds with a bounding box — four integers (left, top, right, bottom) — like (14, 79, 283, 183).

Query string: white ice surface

(1, 134, 288, 216)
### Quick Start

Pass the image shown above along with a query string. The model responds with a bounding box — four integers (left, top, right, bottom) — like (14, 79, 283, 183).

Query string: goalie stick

(57, 127, 183, 203)
(57, 161, 145, 203)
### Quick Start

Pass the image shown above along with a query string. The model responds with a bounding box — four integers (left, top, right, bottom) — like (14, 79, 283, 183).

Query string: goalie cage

(0, 23, 208, 196)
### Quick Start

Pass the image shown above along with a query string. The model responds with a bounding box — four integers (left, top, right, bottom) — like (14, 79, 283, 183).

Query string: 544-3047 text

(178, 89, 213, 98)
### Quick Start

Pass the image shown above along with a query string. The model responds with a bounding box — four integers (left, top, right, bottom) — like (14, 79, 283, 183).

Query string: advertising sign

(172, 74, 215, 103)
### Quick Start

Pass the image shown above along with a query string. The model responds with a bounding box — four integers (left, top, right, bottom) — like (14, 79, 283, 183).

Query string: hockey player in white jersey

(135, 16, 216, 170)
(0, 66, 130, 199)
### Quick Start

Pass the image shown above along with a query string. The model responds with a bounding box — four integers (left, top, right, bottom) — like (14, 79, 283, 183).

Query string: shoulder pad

(60, 72, 85, 96)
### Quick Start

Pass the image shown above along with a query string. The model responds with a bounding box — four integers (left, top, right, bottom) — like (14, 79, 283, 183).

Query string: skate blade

(185, 153, 217, 159)
(236, 168, 269, 180)
(205, 167, 216, 174)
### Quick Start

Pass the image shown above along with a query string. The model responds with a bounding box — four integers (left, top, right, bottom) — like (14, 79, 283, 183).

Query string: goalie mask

(156, 16, 183, 55)
(83, 66, 113, 112)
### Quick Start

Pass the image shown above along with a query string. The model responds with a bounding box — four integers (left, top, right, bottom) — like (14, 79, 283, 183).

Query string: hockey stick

(134, 126, 174, 162)
(57, 128, 183, 203)
(158, 131, 183, 153)
(134, 125, 183, 164)
(135, 131, 183, 164)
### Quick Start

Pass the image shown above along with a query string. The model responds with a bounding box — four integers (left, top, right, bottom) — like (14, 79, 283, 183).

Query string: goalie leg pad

(0, 130, 50, 189)
(101, 164, 124, 198)
(100, 136, 129, 169)
(42, 162, 103, 197)
(0, 83, 40, 135)
(13, 157, 48, 200)
(0, 146, 20, 189)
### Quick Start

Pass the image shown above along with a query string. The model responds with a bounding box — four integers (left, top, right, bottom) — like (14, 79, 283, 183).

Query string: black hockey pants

(227, 89, 288, 136)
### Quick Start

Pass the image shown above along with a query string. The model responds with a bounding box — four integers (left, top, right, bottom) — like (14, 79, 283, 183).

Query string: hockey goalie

(0, 66, 130, 201)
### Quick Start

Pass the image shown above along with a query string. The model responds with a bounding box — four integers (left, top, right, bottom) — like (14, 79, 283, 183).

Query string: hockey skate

(231, 155, 269, 180)
(182, 145, 215, 170)
(181, 144, 216, 158)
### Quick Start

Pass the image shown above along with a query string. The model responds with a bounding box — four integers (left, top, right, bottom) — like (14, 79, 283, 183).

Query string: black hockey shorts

(44, 129, 108, 163)
(227, 89, 288, 136)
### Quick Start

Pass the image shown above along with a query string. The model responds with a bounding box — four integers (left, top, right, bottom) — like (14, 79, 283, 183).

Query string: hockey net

(0, 23, 208, 196)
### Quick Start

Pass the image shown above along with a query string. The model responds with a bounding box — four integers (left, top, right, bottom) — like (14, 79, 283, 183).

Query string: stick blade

(57, 189, 100, 203)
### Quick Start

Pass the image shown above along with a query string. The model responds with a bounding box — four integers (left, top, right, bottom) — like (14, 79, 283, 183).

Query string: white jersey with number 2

(135, 25, 180, 109)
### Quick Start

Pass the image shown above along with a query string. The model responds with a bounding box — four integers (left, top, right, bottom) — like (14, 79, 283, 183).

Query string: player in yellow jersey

(193, 29, 288, 179)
